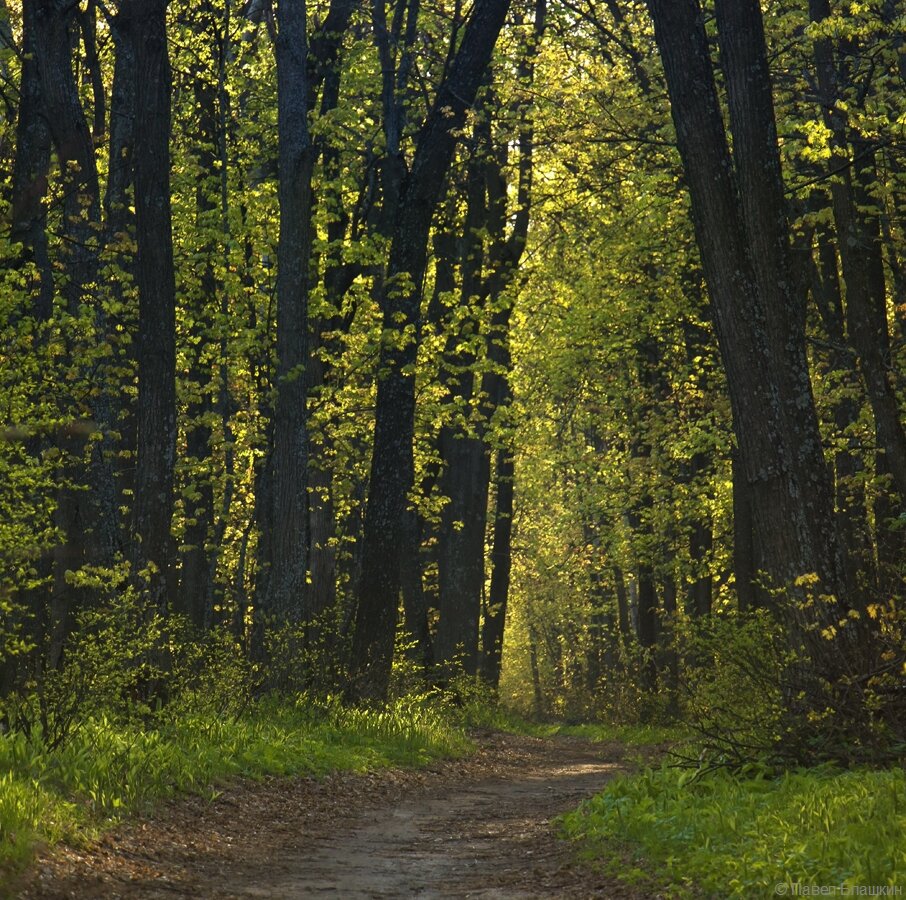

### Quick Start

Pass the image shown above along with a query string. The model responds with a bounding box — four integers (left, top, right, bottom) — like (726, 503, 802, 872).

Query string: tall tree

(350, 0, 512, 699)
(645, 0, 851, 645)
(120, 0, 177, 614)
(253, 0, 355, 655)
(253, 0, 315, 641)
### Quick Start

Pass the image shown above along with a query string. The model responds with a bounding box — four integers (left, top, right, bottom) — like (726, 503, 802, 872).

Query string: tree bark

(435, 127, 492, 678)
(178, 1, 222, 630)
(809, 219, 877, 599)
(254, 0, 315, 644)
(480, 447, 514, 689)
(254, 0, 356, 654)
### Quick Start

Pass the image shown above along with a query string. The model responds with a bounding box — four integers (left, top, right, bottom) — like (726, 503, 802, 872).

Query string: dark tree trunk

(121, 0, 177, 614)
(660, 575, 679, 718)
(688, 515, 713, 618)
(628, 334, 664, 691)
(255, 0, 314, 643)
(103, 13, 137, 527)
(400, 507, 433, 669)
(809, 220, 877, 599)
(30, 0, 119, 669)
(731, 448, 757, 613)
(4, 1, 54, 697)
(435, 129, 491, 677)
(255, 0, 356, 653)
(31, 0, 100, 317)
(714, 0, 846, 602)
(10, 2, 53, 321)
(528, 623, 544, 717)
(350, 0, 512, 700)
(635, 564, 658, 689)
(646, 0, 850, 645)
(436, 433, 489, 675)
(612, 565, 632, 647)
(682, 317, 714, 619)
(480, 447, 514, 689)
(178, 1, 224, 630)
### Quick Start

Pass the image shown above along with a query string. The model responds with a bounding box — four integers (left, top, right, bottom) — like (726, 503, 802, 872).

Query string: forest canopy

(0, 0, 904, 766)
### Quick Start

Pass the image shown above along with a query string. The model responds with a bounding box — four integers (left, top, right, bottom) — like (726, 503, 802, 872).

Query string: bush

(678, 610, 787, 767)
(1, 587, 165, 749)
(678, 603, 906, 768)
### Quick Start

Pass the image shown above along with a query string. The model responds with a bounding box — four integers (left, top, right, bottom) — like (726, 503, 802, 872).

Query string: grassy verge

(560, 762, 906, 897)
(0, 696, 469, 883)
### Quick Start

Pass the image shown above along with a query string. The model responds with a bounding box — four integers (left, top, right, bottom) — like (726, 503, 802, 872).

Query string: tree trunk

(480, 447, 514, 690)
(435, 130, 491, 677)
(178, 5, 221, 629)
(809, 220, 877, 599)
(255, 0, 314, 643)
(30, 0, 119, 669)
(646, 0, 850, 646)
(10, 1, 53, 322)
(103, 12, 137, 530)
(121, 0, 177, 615)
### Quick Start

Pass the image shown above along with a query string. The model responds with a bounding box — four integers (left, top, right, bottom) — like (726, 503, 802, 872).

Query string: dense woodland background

(0, 0, 904, 762)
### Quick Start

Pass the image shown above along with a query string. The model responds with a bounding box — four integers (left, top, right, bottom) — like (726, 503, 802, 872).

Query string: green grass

(560, 763, 906, 898)
(0, 696, 470, 885)
(460, 699, 684, 747)
(524, 720, 683, 746)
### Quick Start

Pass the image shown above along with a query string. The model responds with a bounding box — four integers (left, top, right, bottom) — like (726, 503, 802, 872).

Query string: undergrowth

(459, 690, 682, 747)
(560, 763, 906, 897)
(0, 695, 469, 887)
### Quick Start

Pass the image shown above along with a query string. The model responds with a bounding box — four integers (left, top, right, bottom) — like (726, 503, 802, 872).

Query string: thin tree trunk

(480, 447, 514, 689)
(103, 11, 137, 530)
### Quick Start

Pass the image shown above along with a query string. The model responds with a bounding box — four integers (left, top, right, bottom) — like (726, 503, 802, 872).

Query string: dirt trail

(18, 732, 651, 899)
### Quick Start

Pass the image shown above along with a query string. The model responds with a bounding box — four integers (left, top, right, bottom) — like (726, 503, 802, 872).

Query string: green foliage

(260, 612, 350, 697)
(2, 585, 164, 749)
(560, 763, 906, 898)
(163, 622, 256, 722)
(679, 611, 788, 765)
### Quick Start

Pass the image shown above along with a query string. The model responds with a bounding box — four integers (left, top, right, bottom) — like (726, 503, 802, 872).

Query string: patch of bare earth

(15, 732, 660, 898)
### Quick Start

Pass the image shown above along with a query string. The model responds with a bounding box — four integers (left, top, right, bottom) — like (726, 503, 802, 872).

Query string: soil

(15, 732, 661, 899)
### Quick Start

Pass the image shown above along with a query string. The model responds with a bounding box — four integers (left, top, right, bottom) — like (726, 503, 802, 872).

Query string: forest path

(20, 732, 652, 899)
